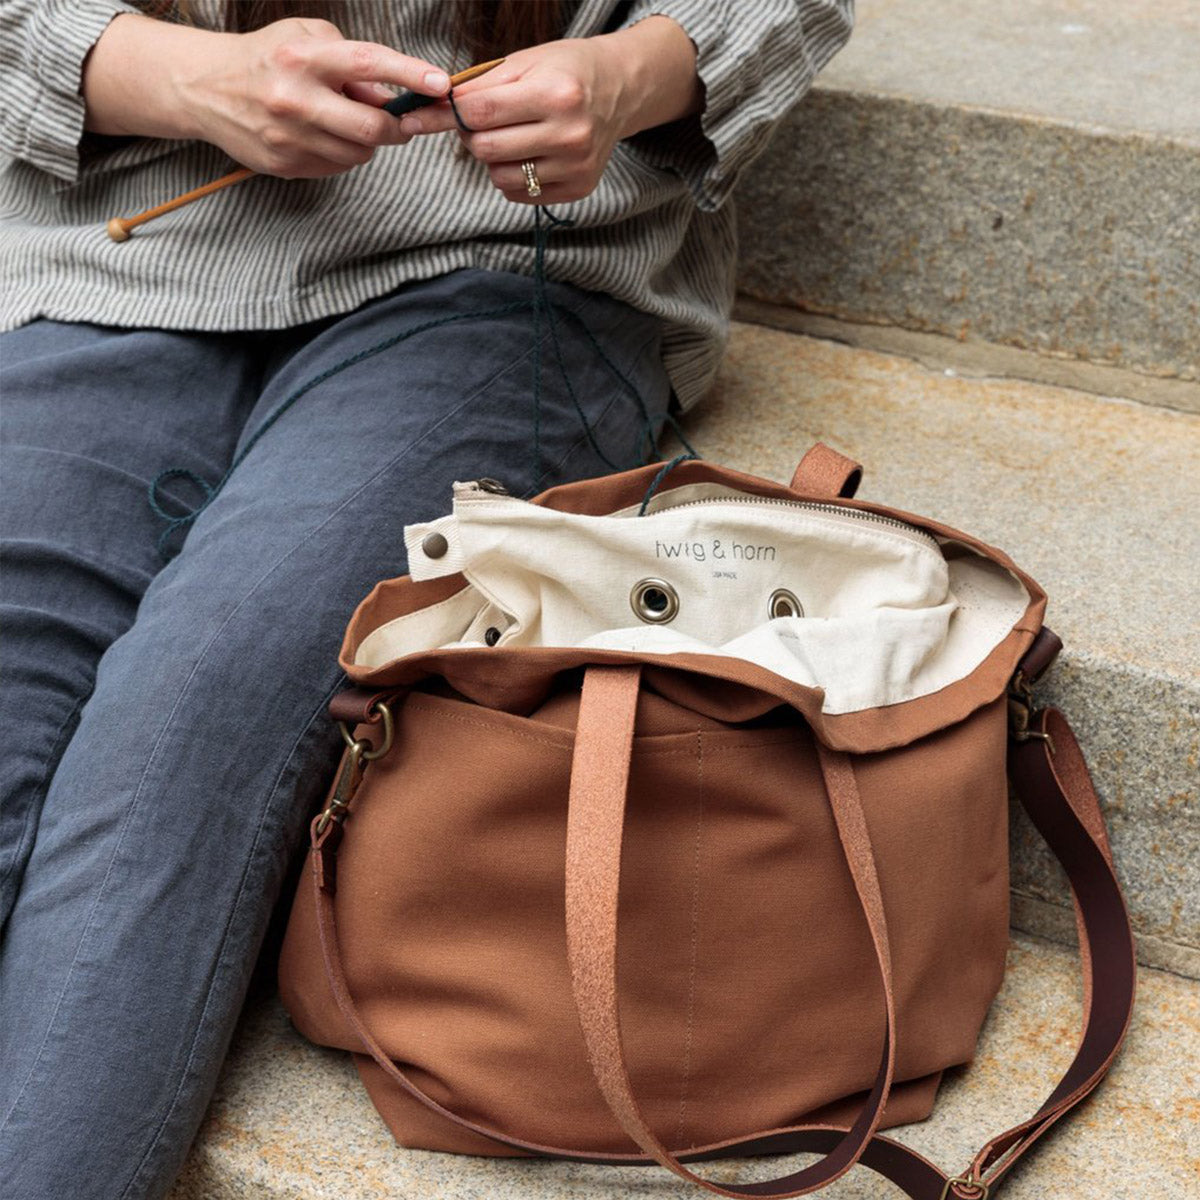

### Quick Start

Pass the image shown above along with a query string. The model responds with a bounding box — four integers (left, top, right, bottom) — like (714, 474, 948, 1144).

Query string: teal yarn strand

(637, 452, 698, 516)
(529, 205, 697, 486)
(550, 301, 698, 470)
(383, 85, 473, 133)
(530, 207, 547, 486)
(534, 207, 622, 477)
(148, 203, 699, 559)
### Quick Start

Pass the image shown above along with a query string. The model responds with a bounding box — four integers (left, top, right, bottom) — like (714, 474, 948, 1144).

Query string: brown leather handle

(564, 664, 897, 1198)
(790, 443, 863, 499)
(308, 664, 1135, 1196)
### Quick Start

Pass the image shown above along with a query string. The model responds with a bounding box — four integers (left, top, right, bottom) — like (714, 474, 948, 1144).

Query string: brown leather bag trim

(338, 622, 1041, 756)
(328, 688, 397, 727)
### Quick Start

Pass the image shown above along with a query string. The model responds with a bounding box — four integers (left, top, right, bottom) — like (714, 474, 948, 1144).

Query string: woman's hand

(83, 14, 451, 178)
(401, 17, 701, 204)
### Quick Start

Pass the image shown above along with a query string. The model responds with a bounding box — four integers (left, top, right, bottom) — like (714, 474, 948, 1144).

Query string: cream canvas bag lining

(356, 482, 1031, 717)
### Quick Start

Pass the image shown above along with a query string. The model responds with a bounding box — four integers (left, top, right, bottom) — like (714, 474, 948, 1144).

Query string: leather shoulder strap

(761, 705, 1137, 1199)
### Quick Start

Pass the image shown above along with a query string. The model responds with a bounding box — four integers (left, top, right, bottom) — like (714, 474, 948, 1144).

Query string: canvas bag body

(278, 452, 1051, 1163)
(280, 685, 1010, 1157)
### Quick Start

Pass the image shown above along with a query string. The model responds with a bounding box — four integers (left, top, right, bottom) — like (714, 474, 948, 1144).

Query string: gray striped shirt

(0, 0, 852, 409)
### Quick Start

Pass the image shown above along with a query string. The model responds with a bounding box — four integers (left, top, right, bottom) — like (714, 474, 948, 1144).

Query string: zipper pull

(454, 478, 513, 501)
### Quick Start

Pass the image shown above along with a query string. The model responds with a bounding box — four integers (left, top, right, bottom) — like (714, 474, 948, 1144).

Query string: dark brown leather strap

(309, 676, 1135, 1197)
(965, 707, 1136, 1189)
(328, 687, 396, 726)
(1013, 628, 1062, 688)
(790, 444, 863, 499)
(564, 665, 896, 1197)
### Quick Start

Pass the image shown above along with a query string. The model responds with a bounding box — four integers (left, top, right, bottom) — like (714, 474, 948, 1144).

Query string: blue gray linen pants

(0, 268, 671, 1199)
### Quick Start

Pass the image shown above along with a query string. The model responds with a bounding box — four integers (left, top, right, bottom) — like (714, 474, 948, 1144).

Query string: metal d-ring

(1007, 673, 1056, 753)
(940, 1174, 989, 1200)
(338, 698, 394, 762)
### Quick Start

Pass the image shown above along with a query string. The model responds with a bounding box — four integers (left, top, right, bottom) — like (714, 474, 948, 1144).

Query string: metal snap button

(631, 579, 679, 624)
(768, 588, 804, 619)
(422, 532, 449, 559)
(484, 626, 501, 646)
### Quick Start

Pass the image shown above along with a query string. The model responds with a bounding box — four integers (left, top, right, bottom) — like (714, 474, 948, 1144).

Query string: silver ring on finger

(521, 160, 543, 198)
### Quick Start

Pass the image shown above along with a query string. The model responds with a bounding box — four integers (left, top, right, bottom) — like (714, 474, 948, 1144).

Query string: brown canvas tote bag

(278, 446, 1136, 1199)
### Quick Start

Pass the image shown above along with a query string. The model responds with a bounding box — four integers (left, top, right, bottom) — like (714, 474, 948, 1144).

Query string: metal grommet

(422, 531, 449, 559)
(768, 588, 804, 619)
(484, 626, 501, 646)
(630, 578, 679, 624)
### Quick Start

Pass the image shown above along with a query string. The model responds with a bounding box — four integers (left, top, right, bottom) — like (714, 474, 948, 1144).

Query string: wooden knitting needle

(106, 167, 253, 242)
(106, 57, 505, 242)
(381, 56, 504, 117)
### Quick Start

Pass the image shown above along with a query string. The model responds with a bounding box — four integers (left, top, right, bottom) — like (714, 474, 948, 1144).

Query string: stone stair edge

(1010, 891, 1200, 981)
(730, 303, 1200, 415)
(808, 79, 1200, 150)
(814, 0, 1200, 146)
(1051, 643, 1200, 691)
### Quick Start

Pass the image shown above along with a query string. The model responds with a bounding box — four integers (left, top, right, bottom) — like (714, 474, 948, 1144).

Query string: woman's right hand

(83, 14, 450, 178)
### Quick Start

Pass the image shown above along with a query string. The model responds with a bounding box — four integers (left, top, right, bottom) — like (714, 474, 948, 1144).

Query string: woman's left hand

(400, 18, 701, 205)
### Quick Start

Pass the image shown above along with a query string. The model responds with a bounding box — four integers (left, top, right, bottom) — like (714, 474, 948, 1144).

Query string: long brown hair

(220, 2, 566, 64)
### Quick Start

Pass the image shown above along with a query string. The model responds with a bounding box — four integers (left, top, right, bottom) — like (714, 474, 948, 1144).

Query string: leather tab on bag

(311, 815, 344, 896)
(790, 443, 863, 499)
(1016, 627, 1063, 686)
(329, 688, 393, 726)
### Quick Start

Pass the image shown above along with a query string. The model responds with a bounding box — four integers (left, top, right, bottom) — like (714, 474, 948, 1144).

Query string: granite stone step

(672, 323, 1199, 978)
(733, 0, 1200, 407)
(170, 934, 1198, 1198)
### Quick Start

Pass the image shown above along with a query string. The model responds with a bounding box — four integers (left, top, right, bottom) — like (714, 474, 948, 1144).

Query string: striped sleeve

(0, 0, 140, 182)
(617, 0, 854, 211)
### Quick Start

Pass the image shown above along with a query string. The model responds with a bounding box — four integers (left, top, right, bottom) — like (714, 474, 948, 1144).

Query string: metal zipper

(455, 481, 939, 552)
(638, 494, 941, 552)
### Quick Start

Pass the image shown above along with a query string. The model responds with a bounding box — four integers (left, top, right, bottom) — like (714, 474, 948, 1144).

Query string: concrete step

(675, 323, 1199, 977)
(170, 933, 1198, 1198)
(734, 0, 1200, 408)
